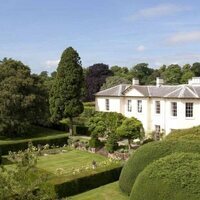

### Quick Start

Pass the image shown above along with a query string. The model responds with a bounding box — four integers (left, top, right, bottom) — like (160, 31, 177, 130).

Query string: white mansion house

(95, 77, 200, 137)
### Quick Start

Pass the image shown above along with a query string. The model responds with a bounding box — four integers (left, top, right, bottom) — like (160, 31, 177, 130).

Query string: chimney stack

(188, 77, 200, 85)
(156, 77, 164, 87)
(132, 78, 139, 85)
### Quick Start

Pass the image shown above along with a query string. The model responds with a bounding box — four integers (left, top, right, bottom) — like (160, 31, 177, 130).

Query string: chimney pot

(132, 78, 139, 85)
(156, 77, 164, 87)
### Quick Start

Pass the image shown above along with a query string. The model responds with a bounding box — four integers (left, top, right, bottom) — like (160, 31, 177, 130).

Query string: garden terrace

(40, 149, 123, 197)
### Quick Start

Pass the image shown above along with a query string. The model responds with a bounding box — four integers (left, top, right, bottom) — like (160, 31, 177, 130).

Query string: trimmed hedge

(54, 166, 122, 198)
(0, 135, 68, 155)
(130, 153, 200, 200)
(166, 126, 200, 141)
(119, 140, 200, 194)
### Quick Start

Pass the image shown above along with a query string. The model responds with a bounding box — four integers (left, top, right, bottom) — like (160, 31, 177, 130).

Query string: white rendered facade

(95, 77, 200, 136)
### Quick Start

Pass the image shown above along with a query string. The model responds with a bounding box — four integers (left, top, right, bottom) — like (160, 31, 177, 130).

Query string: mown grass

(37, 149, 122, 184)
(0, 126, 67, 144)
(68, 182, 128, 200)
(37, 149, 107, 176)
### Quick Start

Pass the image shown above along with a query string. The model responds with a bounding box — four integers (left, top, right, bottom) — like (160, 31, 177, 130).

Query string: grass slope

(69, 182, 128, 200)
(0, 126, 67, 144)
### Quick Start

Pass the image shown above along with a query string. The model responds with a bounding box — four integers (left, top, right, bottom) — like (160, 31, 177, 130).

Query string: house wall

(165, 99, 200, 134)
(96, 96, 200, 136)
(150, 98, 200, 135)
(123, 97, 150, 133)
(95, 97, 121, 113)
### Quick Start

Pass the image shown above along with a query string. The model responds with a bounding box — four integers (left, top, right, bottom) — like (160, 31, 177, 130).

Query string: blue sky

(0, 0, 200, 73)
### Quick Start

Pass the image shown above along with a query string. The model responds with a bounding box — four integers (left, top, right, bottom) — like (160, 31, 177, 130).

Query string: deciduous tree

(0, 58, 47, 136)
(85, 63, 113, 101)
(117, 117, 144, 150)
(101, 76, 131, 90)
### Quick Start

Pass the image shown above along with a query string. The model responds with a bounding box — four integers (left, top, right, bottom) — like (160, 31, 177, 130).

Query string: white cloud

(128, 4, 191, 21)
(168, 31, 200, 44)
(136, 45, 146, 52)
(45, 59, 59, 69)
(151, 53, 200, 67)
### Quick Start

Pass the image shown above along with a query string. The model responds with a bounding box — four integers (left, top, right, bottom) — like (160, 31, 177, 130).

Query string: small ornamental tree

(87, 112, 125, 149)
(105, 132, 119, 153)
(49, 47, 84, 135)
(117, 117, 144, 150)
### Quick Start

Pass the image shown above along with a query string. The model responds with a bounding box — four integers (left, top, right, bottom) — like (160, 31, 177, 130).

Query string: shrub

(89, 136, 102, 148)
(166, 126, 200, 141)
(119, 140, 200, 195)
(0, 143, 56, 199)
(105, 133, 119, 153)
(130, 153, 200, 200)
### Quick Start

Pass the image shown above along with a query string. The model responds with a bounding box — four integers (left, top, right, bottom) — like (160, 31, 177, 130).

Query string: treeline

(40, 62, 200, 101)
(1, 49, 200, 136)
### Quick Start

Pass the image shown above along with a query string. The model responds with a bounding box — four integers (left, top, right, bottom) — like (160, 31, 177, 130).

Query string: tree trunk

(69, 117, 74, 136)
(128, 139, 131, 151)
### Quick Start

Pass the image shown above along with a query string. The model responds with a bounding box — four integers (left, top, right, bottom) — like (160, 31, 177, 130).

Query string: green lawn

(37, 149, 107, 175)
(0, 126, 67, 144)
(68, 182, 129, 200)
(36, 149, 122, 184)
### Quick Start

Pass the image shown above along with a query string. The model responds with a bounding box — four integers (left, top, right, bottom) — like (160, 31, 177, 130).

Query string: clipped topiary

(119, 140, 200, 194)
(166, 126, 200, 141)
(130, 152, 200, 200)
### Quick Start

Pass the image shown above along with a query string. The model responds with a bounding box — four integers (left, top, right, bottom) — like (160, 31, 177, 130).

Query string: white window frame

(105, 99, 109, 111)
(155, 101, 160, 114)
(127, 100, 132, 112)
(185, 102, 193, 118)
(171, 102, 177, 117)
(137, 100, 142, 113)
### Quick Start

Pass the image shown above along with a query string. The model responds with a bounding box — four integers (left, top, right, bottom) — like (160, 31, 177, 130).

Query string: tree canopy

(0, 58, 47, 136)
(101, 76, 131, 90)
(85, 63, 113, 101)
(117, 117, 144, 149)
(49, 47, 84, 135)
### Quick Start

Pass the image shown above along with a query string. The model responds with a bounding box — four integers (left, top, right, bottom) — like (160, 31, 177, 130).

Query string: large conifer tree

(49, 47, 84, 135)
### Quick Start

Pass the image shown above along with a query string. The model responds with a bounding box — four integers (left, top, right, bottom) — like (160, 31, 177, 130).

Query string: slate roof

(95, 84, 131, 97)
(95, 84, 200, 99)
